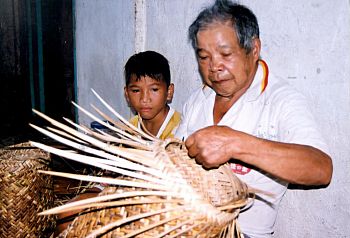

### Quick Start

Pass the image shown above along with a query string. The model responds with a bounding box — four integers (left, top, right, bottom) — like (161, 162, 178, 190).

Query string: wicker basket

(29, 93, 255, 238)
(59, 186, 228, 238)
(0, 142, 55, 238)
(54, 142, 248, 238)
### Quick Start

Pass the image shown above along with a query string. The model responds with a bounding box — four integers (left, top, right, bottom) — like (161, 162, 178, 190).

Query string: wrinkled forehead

(195, 21, 238, 46)
(198, 19, 234, 33)
(195, 20, 236, 41)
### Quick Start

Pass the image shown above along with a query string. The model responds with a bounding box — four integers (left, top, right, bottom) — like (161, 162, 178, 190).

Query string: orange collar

(258, 59, 269, 94)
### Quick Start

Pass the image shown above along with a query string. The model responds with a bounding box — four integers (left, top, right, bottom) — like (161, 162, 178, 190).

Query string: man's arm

(185, 125, 333, 186)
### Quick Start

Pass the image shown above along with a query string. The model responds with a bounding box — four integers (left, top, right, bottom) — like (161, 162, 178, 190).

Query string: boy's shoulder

(129, 115, 139, 127)
(170, 110, 181, 129)
(173, 110, 181, 121)
(159, 109, 181, 140)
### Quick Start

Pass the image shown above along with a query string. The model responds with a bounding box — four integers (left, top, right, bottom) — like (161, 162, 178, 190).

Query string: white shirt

(175, 62, 329, 237)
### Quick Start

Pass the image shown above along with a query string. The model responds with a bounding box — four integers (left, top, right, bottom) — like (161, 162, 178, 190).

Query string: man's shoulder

(265, 74, 306, 102)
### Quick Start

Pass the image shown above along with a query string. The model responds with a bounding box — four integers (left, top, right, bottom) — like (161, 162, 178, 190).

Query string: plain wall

(75, 0, 350, 237)
(75, 0, 135, 124)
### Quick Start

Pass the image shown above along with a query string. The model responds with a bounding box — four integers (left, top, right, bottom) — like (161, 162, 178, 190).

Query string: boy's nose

(140, 91, 151, 102)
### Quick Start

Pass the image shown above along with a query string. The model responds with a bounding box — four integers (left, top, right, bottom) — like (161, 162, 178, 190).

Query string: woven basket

(29, 92, 256, 238)
(59, 186, 229, 238)
(54, 142, 248, 238)
(0, 142, 55, 238)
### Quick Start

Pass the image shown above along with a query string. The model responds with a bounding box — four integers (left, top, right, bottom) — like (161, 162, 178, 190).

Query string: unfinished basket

(30, 89, 259, 238)
(0, 142, 55, 238)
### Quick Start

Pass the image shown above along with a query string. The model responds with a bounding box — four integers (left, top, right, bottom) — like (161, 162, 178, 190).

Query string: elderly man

(175, 0, 333, 237)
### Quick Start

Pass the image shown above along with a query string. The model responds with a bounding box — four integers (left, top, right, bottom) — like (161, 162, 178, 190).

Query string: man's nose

(209, 56, 223, 72)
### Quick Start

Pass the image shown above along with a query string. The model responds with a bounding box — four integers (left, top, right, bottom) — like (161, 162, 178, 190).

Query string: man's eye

(198, 55, 208, 60)
(222, 52, 232, 58)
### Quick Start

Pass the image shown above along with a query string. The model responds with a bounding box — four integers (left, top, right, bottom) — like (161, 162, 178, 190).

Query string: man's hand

(185, 125, 249, 168)
(185, 125, 333, 185)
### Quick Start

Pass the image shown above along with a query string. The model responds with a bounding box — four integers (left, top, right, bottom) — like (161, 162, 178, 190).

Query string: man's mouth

(213, 78, 230, 84)
(209, 72, 231, 84)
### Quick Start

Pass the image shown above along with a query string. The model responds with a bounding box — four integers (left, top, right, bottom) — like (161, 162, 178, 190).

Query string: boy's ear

(124, 86, 130, 105)
(167, 83, 174, 103)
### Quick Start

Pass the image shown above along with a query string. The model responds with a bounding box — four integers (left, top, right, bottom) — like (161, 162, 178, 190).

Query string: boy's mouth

(139, 107, 152, 113)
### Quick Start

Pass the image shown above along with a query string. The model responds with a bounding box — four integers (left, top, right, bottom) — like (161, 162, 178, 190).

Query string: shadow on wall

(0, 0, 75, 142)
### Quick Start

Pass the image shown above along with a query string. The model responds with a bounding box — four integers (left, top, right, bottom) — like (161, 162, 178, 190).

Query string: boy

(55, 51, 180, 235)
(124, 50, 181, 139)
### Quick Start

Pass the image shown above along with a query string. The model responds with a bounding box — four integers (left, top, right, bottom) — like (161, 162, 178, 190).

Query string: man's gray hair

(188, 0, 259, 54)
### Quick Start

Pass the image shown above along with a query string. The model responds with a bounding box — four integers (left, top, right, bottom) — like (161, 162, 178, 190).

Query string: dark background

(0, 0, 75, 145)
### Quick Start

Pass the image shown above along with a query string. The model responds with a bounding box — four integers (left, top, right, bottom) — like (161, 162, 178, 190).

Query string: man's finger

(185, 135, 197, 157)
(185, 134, 194, 148)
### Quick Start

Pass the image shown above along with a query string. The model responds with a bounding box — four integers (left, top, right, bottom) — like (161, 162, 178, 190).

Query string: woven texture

(29, 91, 256, 238)
(58, 142, 248, 237)
(0, 142, 55, 238)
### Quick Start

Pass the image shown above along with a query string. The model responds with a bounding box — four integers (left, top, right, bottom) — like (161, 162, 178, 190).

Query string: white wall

(75, 0, 135, 124)
(75, 0, 350, 237)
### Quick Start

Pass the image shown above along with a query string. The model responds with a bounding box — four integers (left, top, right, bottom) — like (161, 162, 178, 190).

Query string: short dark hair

(188, 0, 259, 54)
(124, 51, 171, 87)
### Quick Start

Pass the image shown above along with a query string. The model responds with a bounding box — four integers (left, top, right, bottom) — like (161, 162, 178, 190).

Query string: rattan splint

(30, 89, 260, 238)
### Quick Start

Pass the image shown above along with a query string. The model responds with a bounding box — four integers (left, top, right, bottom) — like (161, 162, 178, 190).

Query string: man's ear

(124, 86, 130, 106)
(167, 83, 174, 103)
(252, 37, 261, 61)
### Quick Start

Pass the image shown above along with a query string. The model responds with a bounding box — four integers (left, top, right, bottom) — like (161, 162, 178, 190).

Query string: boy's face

(124, 75, 174, 121)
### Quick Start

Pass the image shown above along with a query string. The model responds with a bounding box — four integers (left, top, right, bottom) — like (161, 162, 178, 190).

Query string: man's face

(195, 23, 260, 99)
(124, 75, 172, 121)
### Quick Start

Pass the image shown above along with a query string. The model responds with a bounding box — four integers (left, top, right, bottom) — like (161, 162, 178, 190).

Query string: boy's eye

(151, 87, 159, 92)
(131, 89, 140, 93)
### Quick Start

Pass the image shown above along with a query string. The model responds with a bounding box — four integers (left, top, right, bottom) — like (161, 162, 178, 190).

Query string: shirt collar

(245, 59, 269, 102)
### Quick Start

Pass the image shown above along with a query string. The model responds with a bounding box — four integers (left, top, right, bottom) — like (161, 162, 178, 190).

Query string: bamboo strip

(91, 89, 155, 141)
(40, 190, 179, 215)
(85, 205, 190, 238)
(38, 170, 168, 191)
